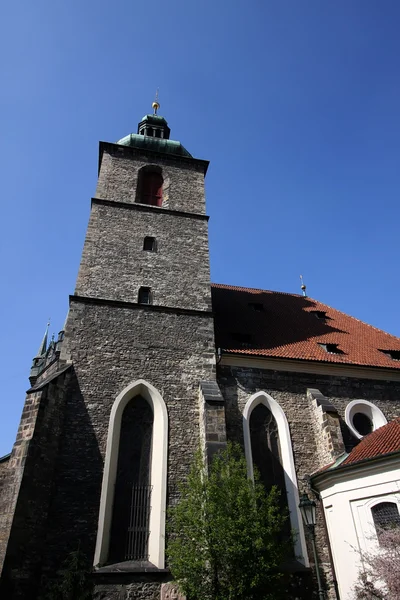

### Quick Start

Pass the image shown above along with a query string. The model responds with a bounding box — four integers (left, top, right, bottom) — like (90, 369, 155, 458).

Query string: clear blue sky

(1, 0, 399, 455)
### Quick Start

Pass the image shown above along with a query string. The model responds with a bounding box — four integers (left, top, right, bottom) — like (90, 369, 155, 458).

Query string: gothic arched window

(108, 396, 153, 563)
(94, 380, 168, 569)
(137, 168, 163, 207)
(249, 404, 291, 545)
(249, 404, 286, 494)
(243, 392, 308, 566)
(372, 502, 400, 545)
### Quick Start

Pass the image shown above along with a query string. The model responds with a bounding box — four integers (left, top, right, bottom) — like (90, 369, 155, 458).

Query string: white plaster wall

(318, 461, 400, 600)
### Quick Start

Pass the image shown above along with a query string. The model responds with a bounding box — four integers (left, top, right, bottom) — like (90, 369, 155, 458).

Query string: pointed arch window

(136, 167, 163, 207)
(249, 404, 286, 495)
(94, 380, 168, 569)
(108, 396, 153, 562)
(243, 392, 308, 566)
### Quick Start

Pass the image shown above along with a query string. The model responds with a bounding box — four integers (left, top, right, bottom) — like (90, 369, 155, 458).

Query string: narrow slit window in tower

(138, 287, 152, 305)
(143, 237, 157, 252)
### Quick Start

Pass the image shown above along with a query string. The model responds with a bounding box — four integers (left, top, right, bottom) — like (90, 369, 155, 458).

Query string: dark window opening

(138, 287, 152, 305)
(146, 127, 153, 137)
(372, 502, 400, 545)
(319, 343, 344, 355)
(311, 310, 329, 321)
(249, 302, 264, 312)
(380, 349, 400, 361)
(353, 412, 373, 436)
(143, 237, 157, 252)
(109, 396, 153, 562)
(155, 129, 161, 138)
(137, 170, 163, 207)
(249, 404, 292, 550)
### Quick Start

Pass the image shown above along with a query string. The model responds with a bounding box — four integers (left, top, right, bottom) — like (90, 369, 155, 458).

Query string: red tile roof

(341, 418, 400, 466)
(211, 283, 400, 369)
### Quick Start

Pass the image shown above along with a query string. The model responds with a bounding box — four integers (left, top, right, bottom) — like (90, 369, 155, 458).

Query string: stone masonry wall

(218, 363, 400, 599)
(95, 147, 207, 215)
(38, 299, 216, 598)
(75, 201, 211, 312)
(0, 370, 69, 599)
(307, 388, 345, 470)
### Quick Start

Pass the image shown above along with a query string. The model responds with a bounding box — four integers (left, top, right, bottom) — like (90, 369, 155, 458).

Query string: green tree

(39, 547, 93, 600)
(167, 443, 292, 600)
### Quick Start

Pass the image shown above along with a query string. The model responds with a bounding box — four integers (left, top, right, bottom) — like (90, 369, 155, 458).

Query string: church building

(1, 101, 400, 600)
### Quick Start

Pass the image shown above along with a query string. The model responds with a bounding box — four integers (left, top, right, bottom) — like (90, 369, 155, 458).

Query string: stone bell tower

(0, 100, 217, 599)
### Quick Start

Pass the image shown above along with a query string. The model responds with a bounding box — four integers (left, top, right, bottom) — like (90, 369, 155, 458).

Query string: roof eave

(311, 449, 400, 488)
(219, 348, 400, 373)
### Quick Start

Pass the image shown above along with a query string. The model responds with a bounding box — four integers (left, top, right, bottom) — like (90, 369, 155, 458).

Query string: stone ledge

(307, 388, 338, 413)
(27, 364, 72, 393)
(92, 197, 210, 221)
(200, 381, 224, 404)
(94, 560, 169, 575)
(70, 295, 214, 318)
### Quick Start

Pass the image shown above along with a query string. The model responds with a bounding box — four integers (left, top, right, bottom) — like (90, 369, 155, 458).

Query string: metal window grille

(124, 483, 152, 561)
(372, 502, 400, 544)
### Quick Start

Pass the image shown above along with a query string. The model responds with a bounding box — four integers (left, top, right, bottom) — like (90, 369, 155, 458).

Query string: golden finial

(152, 89, 160, 114)
(300, 275, 307, 297)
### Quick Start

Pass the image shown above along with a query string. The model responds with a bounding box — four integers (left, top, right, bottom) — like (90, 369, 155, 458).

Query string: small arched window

(143, 237, 157, 252)
(138, 287, 152, 305)
(372, 502, 400, 545)
(137, 169, 163, 207)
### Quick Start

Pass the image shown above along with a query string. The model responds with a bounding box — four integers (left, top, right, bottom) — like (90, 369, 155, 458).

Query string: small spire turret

(35, 320, 50, 358)
(30, 320, 50, 385)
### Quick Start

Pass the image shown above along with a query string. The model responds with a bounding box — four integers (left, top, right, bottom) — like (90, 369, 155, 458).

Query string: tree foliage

(38, 547, 93, 600)
(354, 528, 400, 600)
(167, 443, 292, 600)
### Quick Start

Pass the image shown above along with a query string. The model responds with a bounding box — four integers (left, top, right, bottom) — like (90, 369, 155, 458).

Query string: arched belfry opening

(136, 166, 163, 207)
(94, 380, 168, 569)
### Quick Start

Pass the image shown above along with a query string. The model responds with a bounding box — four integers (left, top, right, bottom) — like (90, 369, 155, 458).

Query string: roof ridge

(211, 282, 304, 298)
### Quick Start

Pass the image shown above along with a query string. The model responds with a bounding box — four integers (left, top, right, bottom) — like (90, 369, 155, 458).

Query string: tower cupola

(137, 114, 170, 140)
(116, 97, 192, 157)
(137, 94, 170, 139)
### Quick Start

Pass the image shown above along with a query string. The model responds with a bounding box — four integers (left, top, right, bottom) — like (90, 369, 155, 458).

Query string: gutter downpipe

(310, 483, 340, 600)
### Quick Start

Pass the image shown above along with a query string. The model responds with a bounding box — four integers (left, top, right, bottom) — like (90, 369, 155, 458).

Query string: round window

(345, 400, 387, 440)
(352, 412, 373, 436)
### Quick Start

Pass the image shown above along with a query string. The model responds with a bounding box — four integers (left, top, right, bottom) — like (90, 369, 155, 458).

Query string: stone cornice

(91, 197, 209, 221)
(99, 140, 209, 175)
(70, 295, 214, 318)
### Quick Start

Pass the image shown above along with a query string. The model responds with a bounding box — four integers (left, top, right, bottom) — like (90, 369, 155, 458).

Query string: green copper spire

(35, 321, 50, 358)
